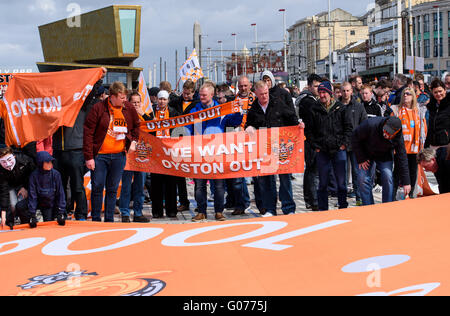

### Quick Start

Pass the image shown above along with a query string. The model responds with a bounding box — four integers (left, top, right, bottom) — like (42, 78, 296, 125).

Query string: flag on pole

(179, 49, 204, 83)
(138, 72, 153, 115)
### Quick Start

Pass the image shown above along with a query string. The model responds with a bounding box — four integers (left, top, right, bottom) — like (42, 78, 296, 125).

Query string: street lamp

(251, 23, 259, 73)
(279, 9, 288, 74)
(218, 40, 224, 83)
(231, 33, 238, 79)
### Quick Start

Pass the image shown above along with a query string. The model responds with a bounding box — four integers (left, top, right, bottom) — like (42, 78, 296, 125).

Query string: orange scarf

(99, 100, 128, 154)
(237, 91, 256, 130)
(155, 107, 170, 138)
(397, 106, 426, 154)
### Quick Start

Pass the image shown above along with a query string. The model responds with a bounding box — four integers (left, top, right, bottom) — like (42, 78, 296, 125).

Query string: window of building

(424, 39, 430, 58)
(119, 9, 137, 54)
(424, 14, 430, 33)
(433, 12, 443, 32)
(417, 15, 421, 34)
(434, 38, 443, 57)
(417, 40, 421, 58)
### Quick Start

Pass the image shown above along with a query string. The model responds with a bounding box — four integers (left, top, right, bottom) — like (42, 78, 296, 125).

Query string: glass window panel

(119, 9, 136, 54)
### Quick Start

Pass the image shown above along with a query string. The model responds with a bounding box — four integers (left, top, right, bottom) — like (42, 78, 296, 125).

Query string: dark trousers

(225, 178, 250, 211)
(6, 197, 30, 226)
(303, 141, 318, 207)
(151, 173, 178, 217)
(53, 150, 88, 220)
(176, 177, 190, 207)
(393, 153, 417, 199)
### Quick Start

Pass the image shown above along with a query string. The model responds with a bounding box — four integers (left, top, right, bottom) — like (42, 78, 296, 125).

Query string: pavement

(99, 172, 439, 225)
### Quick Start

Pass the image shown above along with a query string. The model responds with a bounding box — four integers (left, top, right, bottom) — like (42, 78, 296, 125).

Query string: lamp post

(232, 33, 238, 79)
(251, 23, 259, 74)
(218, 40, 224, 83)
(328, 0, 333, 82)
(279, 9, 288, 74)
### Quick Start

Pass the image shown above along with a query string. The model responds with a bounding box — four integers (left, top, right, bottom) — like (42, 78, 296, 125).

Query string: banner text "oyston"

(10, 96, 62, 118)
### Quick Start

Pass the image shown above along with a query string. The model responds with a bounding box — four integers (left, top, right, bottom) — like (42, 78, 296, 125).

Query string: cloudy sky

(1, 0, 373, 86)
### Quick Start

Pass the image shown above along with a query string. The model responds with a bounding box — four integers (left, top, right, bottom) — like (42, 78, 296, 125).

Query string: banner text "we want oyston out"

(126, 126, 305, 179)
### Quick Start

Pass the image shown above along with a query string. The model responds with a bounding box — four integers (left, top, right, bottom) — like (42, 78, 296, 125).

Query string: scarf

(398, 106, 426, 154)
(155, 107, 170, 138)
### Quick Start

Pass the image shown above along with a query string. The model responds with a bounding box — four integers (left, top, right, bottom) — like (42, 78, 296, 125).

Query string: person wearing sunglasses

(389, 87, 427, 199)
(352, 116, 411, 206)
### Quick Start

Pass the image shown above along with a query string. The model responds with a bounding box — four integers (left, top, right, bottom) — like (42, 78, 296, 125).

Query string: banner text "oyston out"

(9, 96, 62, 118)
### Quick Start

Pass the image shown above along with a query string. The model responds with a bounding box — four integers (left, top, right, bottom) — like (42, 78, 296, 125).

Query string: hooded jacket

(305, 99, 353, 155)
(28, 151, 66, 215)
(261, 71, 295, 110)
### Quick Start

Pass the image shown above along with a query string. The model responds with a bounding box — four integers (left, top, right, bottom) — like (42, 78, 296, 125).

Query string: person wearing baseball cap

(352, 116, 411, 205)
(305, 81, 353, 211)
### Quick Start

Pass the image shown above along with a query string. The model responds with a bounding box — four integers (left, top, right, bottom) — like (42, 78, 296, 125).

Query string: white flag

(179, 49, 204, 83)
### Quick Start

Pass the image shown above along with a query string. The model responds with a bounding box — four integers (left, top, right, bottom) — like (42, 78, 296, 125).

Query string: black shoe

(167, 213, 178, 218)
(152, 214, 164, 219)
(232, 209, 245, 216)
(29, 216, 37, 229)
(122, 216, 131, 223)
(57, 214, 66, 226)
(133, 215, 150, 223)
(311, 205, 319, 212)
(259, 208, 267, 216)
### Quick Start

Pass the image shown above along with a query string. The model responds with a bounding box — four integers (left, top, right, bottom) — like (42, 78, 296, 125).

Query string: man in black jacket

(0, 146, 37, 230)
(245, 81, 301, 217)
(417, 147, 450, 194)
(352, 116, 411, 205)
(306, 81, 353, 211)
(341, 82, 367, 206)
(52, 68, 106, 221)
(296, 74, 322, 211)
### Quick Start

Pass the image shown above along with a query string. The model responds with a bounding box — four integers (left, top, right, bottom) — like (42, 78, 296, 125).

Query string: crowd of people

(0, 68, 450, 229)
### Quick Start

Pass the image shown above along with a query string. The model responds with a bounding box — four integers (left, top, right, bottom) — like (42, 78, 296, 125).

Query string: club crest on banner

(16, 271, 168, 296)
(135, 140, 153, 163)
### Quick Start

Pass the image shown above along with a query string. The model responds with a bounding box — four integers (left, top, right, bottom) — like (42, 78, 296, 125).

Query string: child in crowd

(28, 151, 66, 226)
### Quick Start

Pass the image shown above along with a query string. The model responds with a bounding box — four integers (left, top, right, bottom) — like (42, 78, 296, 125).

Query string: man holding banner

(245, 81, 302, 217)
(187, 84, 242, 222)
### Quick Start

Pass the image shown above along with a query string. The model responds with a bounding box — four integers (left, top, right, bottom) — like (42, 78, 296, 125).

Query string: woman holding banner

(150, 90, 180, 219)
(83, 82, 140, 223)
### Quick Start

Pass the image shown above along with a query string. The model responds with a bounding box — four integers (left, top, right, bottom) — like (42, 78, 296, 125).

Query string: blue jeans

(226, 178, 250, 211)
(278, 174, 296, 214)
(348, 151, 362, 201)
(91, 153, 126, 222)
(119, 170, 146, 217)
(358, 160, 393, 205)
(194, 179, 225, 214)
(317, 150, 348, 211)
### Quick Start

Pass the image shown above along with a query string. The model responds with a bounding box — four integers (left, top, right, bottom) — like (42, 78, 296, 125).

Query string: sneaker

(133, 215, 150, 223)
(356, 200, 363, 206)
(261, 212, 274, 218)
(215, 213, 226, 221)
(259, 208, 267, 216)
(122, 216, 131, 223)
(192, 213, 207, 222)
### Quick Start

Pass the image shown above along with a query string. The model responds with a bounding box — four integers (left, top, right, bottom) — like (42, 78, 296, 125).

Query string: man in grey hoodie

(261, 70, 295, 110)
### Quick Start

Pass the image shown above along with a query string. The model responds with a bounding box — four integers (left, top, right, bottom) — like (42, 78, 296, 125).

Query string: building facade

(408, 0, 450, 77)
(288, 8, 368, 82)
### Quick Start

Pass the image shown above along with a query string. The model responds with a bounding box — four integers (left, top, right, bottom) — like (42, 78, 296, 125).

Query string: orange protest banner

(126, 126, 304, 179)
(140, 99, 246, 133)
(0, 68, 103, 147)
(1, 194, 450, 296)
